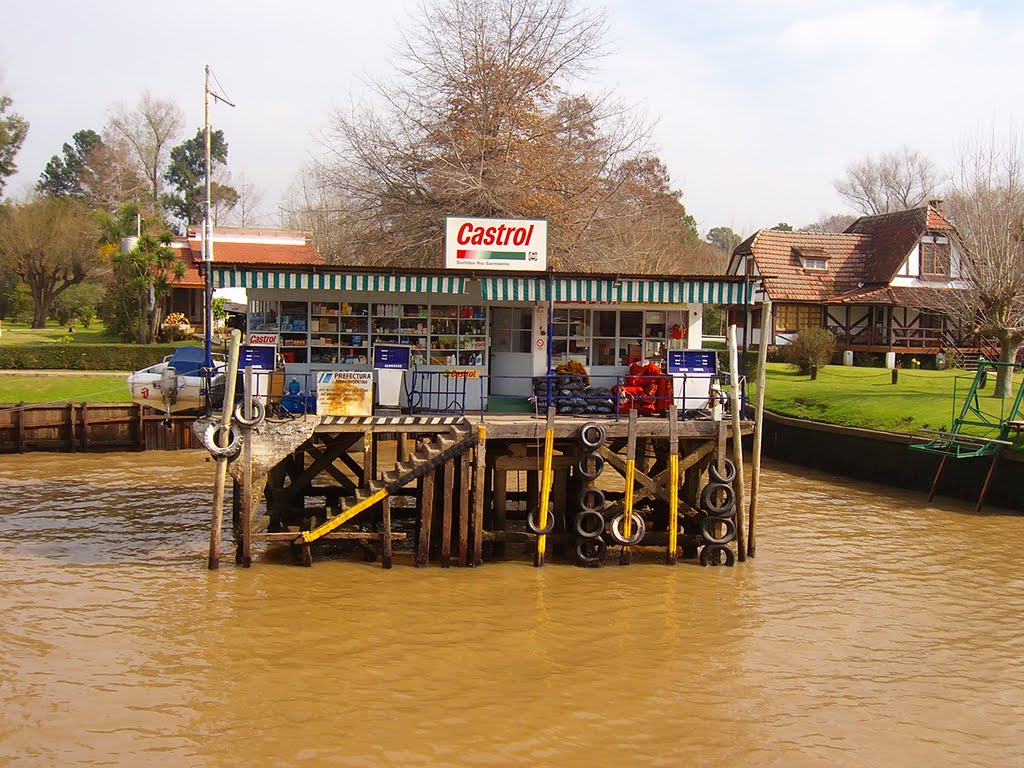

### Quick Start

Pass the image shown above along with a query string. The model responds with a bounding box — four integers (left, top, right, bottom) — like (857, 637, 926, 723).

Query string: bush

(786, 328, 836, 374)
(0, 344, 185, 371)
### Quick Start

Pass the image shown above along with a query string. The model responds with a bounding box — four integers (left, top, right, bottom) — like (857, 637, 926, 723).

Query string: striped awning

(480, 277, 753, 304)
(214, 269, 466, 294)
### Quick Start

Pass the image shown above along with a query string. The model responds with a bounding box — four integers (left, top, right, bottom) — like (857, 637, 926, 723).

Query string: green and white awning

(214, 269, 466, 294)
(480, 277, 753, 304)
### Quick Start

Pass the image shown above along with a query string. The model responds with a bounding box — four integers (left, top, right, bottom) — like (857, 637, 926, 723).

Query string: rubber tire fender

(699, 543, 736, 567)
(609, 512, 646, 546)
(574, 508, 605, 539)
(576, 453, 605, 480)
(709, 458, 736, 484)
(575, 537, 607, 565)
(526, 507, 556, 535)
(700, 515, 736, 545)
(233, 398, 266, 428)
(204, 422, 244, 459)
(700, 482, 736, 517)
(578, 486, 606, 512)
(578, 421, 607, 450)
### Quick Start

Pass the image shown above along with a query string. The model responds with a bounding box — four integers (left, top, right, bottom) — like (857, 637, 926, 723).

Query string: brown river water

(0, 450, 1022, 767)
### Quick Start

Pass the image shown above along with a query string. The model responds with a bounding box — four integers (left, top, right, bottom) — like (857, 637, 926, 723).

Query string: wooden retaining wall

(762, 410, 1024, 512)
(0, 402, 197, 453)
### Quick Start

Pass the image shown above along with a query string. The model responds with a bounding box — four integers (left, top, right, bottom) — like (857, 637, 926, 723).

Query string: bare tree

(78, 129, 149, 214)
(280, 171, 361, 263)
(945, 130, 1024, 398)
(108, 93, 183, 211)
(799, 212, 857, 233)
(835, 146, 941, 215)
(231, 171, 265, 227)
(316, 0, 665, 270)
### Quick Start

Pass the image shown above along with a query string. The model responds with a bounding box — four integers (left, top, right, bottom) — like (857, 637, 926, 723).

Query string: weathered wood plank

(416, 465, 435, 567)
(441, 458, 455, 567)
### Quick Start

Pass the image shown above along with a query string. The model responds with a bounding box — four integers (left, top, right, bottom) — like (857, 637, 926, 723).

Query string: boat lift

(910, 359, 1024, 512)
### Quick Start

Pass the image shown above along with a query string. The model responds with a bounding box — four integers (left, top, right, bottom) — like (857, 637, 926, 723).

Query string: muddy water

(1, 451, 1022, 767)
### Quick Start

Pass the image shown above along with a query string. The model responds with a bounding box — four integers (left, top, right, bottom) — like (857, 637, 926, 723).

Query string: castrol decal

(445, 216, 547, 271)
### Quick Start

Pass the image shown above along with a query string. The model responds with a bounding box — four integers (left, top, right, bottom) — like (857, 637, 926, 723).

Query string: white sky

(3, 0, 1022, 239)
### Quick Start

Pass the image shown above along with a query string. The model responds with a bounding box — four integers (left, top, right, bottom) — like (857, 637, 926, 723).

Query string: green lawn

(0, 375, 131, 404)
(761, 362, 1024, 436)
(0, 320, 121, 345)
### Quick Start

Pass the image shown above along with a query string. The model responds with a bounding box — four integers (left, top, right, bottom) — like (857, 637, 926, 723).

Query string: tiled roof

(843, 204, 955, 282)
(733, 230, 872, 302)
(171, 230, 325, 289)
(827, 285, 953, 310)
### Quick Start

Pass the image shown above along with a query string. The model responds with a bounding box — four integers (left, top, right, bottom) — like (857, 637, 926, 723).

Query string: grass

(0, 320, 121, 345)
(760, 362, 1024, 437)
(0, 375, 131, 404)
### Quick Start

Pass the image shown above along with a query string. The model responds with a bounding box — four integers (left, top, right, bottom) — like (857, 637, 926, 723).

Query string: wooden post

(621, 409, 638, 565)
(928, 456, 947, 502)
(136, 403, 145, 451)
(458, 449, 470, 567)
(79, 402, 89, 451)
(416, 462, 435, 567)
(209, 329, 242, 571)
(747, 300, 771, 558)
(67, 402, 76, 452)
(398, 432, 409, 463)
(727, 325, 747, 562)
(667, 404, 679, 565)
(362, 430, 374, 488)
(441, 458, 455, 567)
(381, 495, 393, 569)
(472, 424, 486, 566)
(15, 402, 25, 453)
(240, 365, 253, 567)
(975, 452, 1001, 514)
(493, 465, 508, 559)
(534, 406, 555, 567)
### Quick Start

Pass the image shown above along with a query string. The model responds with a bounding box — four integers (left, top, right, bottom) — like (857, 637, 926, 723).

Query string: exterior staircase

(295, 421, 477, 547)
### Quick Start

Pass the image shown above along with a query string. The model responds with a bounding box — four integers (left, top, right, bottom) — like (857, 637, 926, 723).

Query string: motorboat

(127, 346, 225, 415)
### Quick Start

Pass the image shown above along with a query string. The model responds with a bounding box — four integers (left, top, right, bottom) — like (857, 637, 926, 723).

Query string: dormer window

(920, 235, 950, 277)
(794, 247, 829, 271)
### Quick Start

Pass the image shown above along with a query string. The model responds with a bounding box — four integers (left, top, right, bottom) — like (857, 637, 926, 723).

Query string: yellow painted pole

(621, 409, 638, 565)
(535, 407, 555, 567)
(667, 403, 679, 564)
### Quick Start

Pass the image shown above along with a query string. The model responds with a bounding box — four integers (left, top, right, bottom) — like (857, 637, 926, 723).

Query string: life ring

(233, 399, 266, 428)
(578, 486, 605, 512)
(700, 482, 736, 517)
(709, 458, 736, 484)
(609, 511, 646, 546)
(575, 537, 607, 565)
(578, 422, 606, 450)
(574, 509, 605, 539)
(699, 543, 736, 567)
(203, 422, 243, 459)
(576, 453, 605, 480)
(700, 515, 736, 545)
(526, 507, 556, 535)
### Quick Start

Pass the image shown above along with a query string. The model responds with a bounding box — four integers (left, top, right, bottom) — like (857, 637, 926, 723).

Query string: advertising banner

(445, 216, 547, 271)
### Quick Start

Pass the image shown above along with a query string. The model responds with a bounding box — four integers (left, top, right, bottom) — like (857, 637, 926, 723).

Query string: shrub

(786, 328, 836, 374)
(0, 344, 184, 371)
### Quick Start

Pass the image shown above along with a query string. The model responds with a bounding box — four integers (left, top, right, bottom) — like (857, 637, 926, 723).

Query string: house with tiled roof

(166, 227, 325, 327)
(726, 202, 978, 359)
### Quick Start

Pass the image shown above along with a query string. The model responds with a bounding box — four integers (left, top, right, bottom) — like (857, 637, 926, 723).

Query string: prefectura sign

(444, 216, 547, 271)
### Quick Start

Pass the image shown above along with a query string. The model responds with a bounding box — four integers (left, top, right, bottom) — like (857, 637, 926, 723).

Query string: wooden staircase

(285, 422, 477, 562)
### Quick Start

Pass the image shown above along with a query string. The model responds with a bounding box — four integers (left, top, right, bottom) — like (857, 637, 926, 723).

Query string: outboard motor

(159, 366, 178, 427)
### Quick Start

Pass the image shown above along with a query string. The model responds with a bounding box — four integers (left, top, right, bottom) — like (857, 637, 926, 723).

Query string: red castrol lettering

(457, 222, 535, 247)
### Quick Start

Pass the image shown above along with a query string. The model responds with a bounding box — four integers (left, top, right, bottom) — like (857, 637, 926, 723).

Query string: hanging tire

(700, 515, 736, 545)
(575, 509, 605, 539)
(203, 422, 243, 459)
(579, 421, 606, 450)
(700, 543, 736, 567)
(709, 458, 736, 484)
(576, 453, 605, 480)
(233, 398, 266, 428)
(526, 507, 556, 535)
(700, 482, 736, 517)
(578, 486, 605, 512)
(609, 512, 646, 546)
(576, 537, 607, 565)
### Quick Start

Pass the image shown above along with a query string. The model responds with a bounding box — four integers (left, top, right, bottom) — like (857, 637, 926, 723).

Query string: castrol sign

(445, 216, 547, 271)
(247, 333, 279, 346)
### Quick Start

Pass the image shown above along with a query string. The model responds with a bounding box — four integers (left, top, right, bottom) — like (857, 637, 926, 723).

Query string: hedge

(0, 344, 188, 371)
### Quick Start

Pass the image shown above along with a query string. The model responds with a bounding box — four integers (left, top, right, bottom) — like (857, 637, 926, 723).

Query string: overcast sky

(3, 0, 1022, 238)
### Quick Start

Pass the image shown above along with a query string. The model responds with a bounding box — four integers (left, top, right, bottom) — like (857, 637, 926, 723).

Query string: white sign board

(445, 216, 547, 271)
(316, 371, 373, 417)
